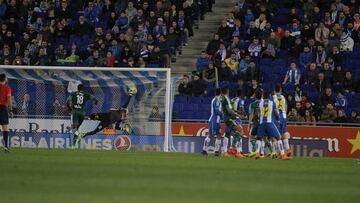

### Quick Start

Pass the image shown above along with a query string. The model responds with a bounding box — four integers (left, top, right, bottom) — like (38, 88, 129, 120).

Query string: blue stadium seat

(174, 95, 188, 103)
(202, 97, 213, 104)
(188, 97, 202, 104)
(172, 103, 184, 113)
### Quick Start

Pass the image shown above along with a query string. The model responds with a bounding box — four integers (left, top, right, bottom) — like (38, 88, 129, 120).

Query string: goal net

(0, 66, 175, 152)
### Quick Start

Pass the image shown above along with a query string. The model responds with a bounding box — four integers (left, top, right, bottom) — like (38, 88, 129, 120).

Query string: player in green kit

(220, 86, 245, 158)
(248, 90, 262, 157)
(67, 84, 98, 148)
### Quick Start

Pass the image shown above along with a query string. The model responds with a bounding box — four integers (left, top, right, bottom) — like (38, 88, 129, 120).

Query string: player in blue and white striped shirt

(256, 92, 291, 160)
(231, 90, 245, 154)
(202, 88, 226, 156)
(272, 85, 291, 157)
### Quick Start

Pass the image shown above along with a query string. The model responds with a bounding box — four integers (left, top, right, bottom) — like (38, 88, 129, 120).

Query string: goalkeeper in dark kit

(76, 85, 137, 143)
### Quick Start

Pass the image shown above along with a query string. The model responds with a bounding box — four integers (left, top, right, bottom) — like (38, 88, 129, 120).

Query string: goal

(0, 65, 175, 152)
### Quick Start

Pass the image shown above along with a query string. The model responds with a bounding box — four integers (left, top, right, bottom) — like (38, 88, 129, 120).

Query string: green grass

(0, 149, 359, 203)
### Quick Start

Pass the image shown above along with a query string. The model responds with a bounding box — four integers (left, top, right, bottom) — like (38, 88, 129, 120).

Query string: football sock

(222, 137, 229, 153)
(251, 140, 256, 152)
(265, 142, 273, 153)
(231, 132, 241, 147)
(202, 137, 211, 151)
(236, 139, 242, 153)
(277, 140, 285, 155)
(3, 131, 9, 148)
(214, 138, 221, 152)
(261, 140, 265, 155)
(72, 130, 79, 146)
(283, 138, 290, 150)
(256, 140, 261, 153)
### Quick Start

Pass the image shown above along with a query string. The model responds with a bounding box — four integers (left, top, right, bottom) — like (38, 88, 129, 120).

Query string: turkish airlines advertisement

(171, 122, 360, 158)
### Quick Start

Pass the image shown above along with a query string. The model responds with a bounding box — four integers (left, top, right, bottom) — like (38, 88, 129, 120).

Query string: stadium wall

(171, 122, 360, 158)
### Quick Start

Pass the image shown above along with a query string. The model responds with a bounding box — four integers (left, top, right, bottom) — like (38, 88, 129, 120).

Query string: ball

(127, 85, 138, 95)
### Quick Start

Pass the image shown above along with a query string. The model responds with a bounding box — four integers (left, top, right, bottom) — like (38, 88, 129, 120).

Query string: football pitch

(0, 149, 359, 203)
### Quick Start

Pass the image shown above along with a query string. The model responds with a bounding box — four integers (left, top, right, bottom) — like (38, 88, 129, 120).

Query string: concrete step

(172, 0, 234, 75)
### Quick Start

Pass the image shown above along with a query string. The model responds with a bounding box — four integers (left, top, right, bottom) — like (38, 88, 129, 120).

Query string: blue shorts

(257, 122, 280, 139)
(208, 120, 221, 136)
(278, 118, 287, 134)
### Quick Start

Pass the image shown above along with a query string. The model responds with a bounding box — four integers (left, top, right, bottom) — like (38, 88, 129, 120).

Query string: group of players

(202, 84, 292, 160)
(66, 84, 134, 148)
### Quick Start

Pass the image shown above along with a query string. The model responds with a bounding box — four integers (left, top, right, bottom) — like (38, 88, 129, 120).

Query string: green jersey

(249, 100, 261, 124)
(67, 91, 95, 115)
(220, 95, 236, 123)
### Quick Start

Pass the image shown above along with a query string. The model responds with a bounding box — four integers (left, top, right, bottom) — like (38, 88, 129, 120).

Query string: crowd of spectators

(0, 0, 215, 68)
(181, 0, 360, 124)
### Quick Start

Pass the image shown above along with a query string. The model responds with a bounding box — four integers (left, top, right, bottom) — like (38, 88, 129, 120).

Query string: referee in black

(0, 74, 13, 152)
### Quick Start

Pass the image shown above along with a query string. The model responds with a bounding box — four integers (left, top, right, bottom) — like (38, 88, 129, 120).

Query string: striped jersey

(272, 93, 287, 119)
(259, 99, 278, 124)
(231, 97, 245, 112)
(209, 96, 222, 123)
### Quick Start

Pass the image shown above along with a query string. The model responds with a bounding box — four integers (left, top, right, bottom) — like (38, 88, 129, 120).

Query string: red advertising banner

(171, 122, 360, 158)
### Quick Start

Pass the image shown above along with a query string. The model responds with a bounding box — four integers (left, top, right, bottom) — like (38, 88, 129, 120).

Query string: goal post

(0, 65, 174, 152)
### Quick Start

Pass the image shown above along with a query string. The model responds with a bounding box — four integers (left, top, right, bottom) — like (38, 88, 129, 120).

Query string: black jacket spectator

(206, 34, 221, 56)
(218, 62, 233, 82)
(187, 75, 207, 97)
(245, 62, 261, 82)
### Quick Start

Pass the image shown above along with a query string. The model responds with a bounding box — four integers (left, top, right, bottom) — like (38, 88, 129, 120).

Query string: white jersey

(272, 93, 287, 119)
(209, 96, 222, 123)
(259, 99, 278, 124)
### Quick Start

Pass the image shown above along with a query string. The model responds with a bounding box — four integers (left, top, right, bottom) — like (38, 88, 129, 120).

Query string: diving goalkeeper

(76, 86, 137, 143)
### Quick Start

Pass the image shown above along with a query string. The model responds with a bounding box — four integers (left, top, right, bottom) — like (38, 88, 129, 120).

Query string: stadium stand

(176, 0, 360, 124)
(0, 0, 214, 68)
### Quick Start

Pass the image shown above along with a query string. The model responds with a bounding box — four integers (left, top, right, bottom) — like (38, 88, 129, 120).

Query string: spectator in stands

(280, 30, 295, 52)
(294, 85, 303, 102)
(224, 53, 239, 74)
(86, 50, 102, 67)
(21, 93, 35, 115)
(178, 74, 191, 95)
(267, 32, 281, 50)
(218, 19, 233, 42)
(283, 62, 301, 85)
(348, 111, 360, 123)
(245, 61, 261, 82)
(288, 108, 305, 123)
(322, 62, 333, 82)
(261, 39, 276, 59)
(213, 43, 229, 66)
(54, 44, 67, 60)
(106, 51, 116, 67)
(315, 22, 330, 43)
(319, 87, 335, 108)
(187, 74, 207, 97)
(299, 46, 313, 70)
(167, 27, 180, 62)
(53, 99, 63, 116)
(333, 65, 345, 85)
(202, 63, 216, 83)
(206, 33, 221, 56)
(239, 55, 251, 74)
(149, 46, 162, 65)
(334, 109, 348, 124)
(315, 72, 331, 93)
(246, 79, 261, 98)
(287, 94, 296, 113)
(320, 103, 337, 123)
(330, 46, 342, 66)
(158, 35, 170, 67)
(340, 31, 355, 52)
(344, 71, 357, 93)
(335, 91, 347, 108)
(248, 38, 262, 57)
(303, 109, 316, 124)
(254, 13, 267, 30)
(196, 51, 211, 72)
(74, 16, 91, 37)
(315, 45, 327, 67)
(246, 21, 260, 40)
(149, 106, 161, 122)
(218, 61, 233, 82)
